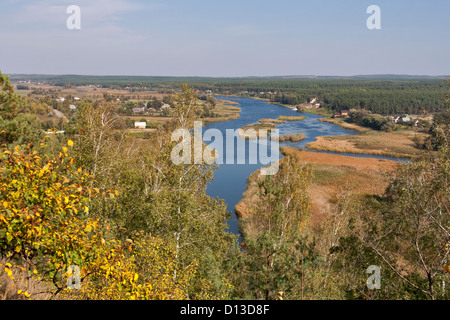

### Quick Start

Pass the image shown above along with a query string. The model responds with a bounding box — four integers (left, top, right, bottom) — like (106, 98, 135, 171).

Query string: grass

(238, 123, 276, 140)
(236, 147, 399, 237)
(305, 130, 428, 158)
(278, 115, 306, 121)
(276, 133, 306, 142)
(259, 118, 286, 124)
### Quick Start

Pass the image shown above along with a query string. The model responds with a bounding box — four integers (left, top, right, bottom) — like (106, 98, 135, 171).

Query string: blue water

(203, 96, 403, 236)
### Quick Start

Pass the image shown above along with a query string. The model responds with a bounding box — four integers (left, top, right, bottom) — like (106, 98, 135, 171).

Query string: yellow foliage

(0, 144, 212, 300)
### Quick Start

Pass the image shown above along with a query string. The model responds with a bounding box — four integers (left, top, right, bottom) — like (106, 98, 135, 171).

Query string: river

(203, 96, 404, 237)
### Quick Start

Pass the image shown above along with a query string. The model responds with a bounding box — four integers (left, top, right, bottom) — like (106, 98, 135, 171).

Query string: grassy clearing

(305, 130, 428, 158)
(278, 115, 306, 121)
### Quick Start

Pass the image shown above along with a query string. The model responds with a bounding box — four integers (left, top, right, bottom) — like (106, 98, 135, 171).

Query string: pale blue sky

(0, 0, 449, 76)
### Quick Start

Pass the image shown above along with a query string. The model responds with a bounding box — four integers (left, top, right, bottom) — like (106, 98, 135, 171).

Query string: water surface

(204, 96, 402, 236)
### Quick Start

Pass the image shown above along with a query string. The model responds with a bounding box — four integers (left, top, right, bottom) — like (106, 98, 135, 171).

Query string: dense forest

(10, 74, 448, 115)
(1, 71, 449, 300)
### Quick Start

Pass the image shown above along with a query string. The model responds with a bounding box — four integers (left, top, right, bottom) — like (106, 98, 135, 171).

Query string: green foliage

(235, 154, 324, 300)
(0, 70, 43, 147)
(348, 109, 395, 131)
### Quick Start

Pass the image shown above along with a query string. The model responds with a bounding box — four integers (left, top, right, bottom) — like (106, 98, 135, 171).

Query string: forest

(10, 74, 448, 115)
(1, 71, 449, 300)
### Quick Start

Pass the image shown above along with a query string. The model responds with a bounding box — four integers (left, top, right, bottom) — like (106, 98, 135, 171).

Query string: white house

(161, 104, 171, 110)
(134, 121, 147, 129)
(73, 97, 80, 101)
(69, 105, 77, 110)
(55, 97, 65, 102)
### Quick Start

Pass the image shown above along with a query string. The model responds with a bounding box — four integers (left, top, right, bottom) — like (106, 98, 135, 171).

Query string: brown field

(15, 83, 165, 100)
(306, 130, 427, 158)
(236, 147, 399, 233)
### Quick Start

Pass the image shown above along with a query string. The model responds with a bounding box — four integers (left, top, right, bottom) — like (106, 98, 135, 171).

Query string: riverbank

(202, 99, 241, 125)
(318, 118, 371, 133)
(306, 130, 427, 159)
(236, 147, 399, 235)
(238, 122, 276, 139)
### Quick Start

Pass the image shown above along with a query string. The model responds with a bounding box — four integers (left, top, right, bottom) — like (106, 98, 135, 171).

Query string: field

(306, 130, 428, 158)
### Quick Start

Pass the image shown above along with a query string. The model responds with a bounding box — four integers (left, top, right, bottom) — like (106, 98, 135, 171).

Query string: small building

(315, 103, 321, 108)
(134, 121, 147, 129)
(333, 113, 341, 118)
(132, 107, 145, 114)
(69, 105, 77, 110)
(160, 104, 171, 110)
(340, 110, 349, 116)
(73, 97, 80, 101)
(55, 97, 65, 102)
(310, 98, 317, 104)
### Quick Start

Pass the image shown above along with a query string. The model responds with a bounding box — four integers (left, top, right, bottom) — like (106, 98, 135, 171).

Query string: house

(340, 110, 349, 116)
(310, 98, 317, 104)
(333, 113, 341, 118)
(148, 107, 157, 112)
(73, 97, 80, 101)
(160, 104, 171, 110)
(69, 105, 77, 110)
(134, 121, 147, 129)
(315, 103, 321, 108)
(55, 97, 65, 102)
(132, 107, 145, 114)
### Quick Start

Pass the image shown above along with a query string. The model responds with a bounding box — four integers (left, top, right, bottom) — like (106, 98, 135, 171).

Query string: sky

(0, 0, 449, 77)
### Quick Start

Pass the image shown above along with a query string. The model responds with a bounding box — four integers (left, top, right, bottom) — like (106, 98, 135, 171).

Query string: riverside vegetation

(1, 71, 449, 300)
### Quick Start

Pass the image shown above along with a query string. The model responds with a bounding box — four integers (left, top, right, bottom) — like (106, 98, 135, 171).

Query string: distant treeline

(10, 74, 449, 115)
